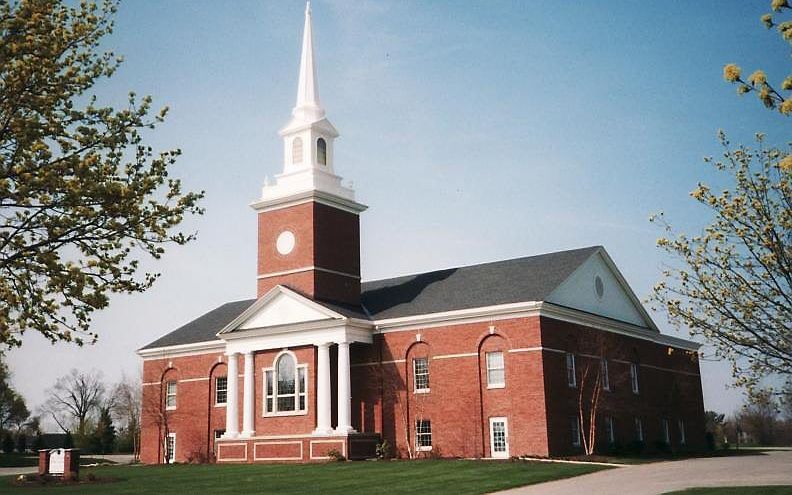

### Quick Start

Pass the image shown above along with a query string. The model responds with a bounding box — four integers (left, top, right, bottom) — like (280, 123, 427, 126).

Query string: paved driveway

(495, 450, 792, 495)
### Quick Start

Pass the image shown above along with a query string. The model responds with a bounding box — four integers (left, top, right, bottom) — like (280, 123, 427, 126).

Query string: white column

(223, 353, 239, 438)
(313, 342, 332, 435)
(241, 351, 255, 438)
(335, 341, 355, 434)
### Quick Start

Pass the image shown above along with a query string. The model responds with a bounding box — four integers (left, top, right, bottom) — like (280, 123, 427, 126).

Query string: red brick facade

(256, 201, 361, 304)
(140, 313, 705, 463)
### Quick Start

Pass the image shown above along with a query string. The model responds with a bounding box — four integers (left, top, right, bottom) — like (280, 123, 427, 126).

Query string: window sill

(214, 403, 226, 408)
(262, 410, 309, 417)
(166, 406, 176, 411)
(487, 383, 505, 390)
(417, 446, 433, 452)
(414, 389, 430, 394)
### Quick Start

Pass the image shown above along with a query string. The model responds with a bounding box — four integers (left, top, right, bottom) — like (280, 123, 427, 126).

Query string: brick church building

(139, 2, 705, 464)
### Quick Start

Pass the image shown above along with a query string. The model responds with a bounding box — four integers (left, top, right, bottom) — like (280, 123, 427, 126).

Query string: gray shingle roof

(139, 246, 600, 350)
(140, 299, 255, 350)
(360, 246, 600, 319)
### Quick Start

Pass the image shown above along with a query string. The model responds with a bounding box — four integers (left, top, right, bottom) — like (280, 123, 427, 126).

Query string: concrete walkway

(495, 450, 792, 495)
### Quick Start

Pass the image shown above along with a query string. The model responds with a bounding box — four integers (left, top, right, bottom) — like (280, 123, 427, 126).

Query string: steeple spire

(293, 1, 324, 123)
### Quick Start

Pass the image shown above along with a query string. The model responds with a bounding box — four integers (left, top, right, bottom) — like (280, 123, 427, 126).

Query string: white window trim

(486, 351, 506, 389)
(662, 418, 671, 444)
(630, 363, 640, 394)
(566, 353, 577, 388)
(413, 357, 430, 394)
(214, 376, 228, 407)
(165, 432, 176, 464)
(262, 351, 308, 417)
(601, 358, 610, 391)
(415, 419, 432, 452)
(165, 381, 177, 411)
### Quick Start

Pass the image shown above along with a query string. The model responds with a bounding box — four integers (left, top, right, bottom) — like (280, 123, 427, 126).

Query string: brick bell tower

(251, 1, 366, 306)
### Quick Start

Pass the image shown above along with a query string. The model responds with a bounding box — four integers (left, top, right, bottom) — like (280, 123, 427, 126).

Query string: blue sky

(8, 1, 789, 425)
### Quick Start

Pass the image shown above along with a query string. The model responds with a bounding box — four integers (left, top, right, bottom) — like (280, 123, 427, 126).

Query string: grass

(2, 459, 608, 494)
(663, 487, 792, 494)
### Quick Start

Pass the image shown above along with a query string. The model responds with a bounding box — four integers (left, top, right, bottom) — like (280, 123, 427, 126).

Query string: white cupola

(253, 1, 360, 209)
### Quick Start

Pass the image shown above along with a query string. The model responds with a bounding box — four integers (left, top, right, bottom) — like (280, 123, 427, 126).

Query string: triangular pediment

(546, 248, 658, 330)
(217, 286, 344, 335)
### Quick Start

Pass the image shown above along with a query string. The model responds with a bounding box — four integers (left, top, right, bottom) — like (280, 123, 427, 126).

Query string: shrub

(626, 440, 645, 455)
(326, 449, 346, 462)
(375, 440, 391, 460)
(2, 431, 14, 453)
(654, 440, 671, 454)
(705, 432, 716, 451)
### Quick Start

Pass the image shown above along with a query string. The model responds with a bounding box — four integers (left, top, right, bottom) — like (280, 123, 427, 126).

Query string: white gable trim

(546, 247, 659, 331)
(216, 285, 344, 337)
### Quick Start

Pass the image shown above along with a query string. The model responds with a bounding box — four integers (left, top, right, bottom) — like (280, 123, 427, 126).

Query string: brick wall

(141, 315, 705, 463)
(256, 201, 361, 304)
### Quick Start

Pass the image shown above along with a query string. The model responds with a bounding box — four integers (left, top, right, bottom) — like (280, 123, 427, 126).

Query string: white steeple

(252, 1, 364, 214)
(293, 1, 324, 123)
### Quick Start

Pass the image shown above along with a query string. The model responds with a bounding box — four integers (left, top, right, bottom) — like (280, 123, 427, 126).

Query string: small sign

(49, 449, 65, 475)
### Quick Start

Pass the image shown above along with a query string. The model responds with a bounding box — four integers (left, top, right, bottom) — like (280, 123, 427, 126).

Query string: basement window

(416, 419, 432, 451)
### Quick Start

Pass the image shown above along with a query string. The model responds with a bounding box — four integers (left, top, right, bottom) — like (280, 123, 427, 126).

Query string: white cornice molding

(371, 301, 700, 351)
(250, 189, 367, 215)
(137, 340, 225, 359)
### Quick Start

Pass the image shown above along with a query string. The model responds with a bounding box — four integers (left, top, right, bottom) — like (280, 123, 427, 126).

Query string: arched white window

(317, 137, 327, 165)
(292, 137, 303, 164)
(264, 352, 307, 415)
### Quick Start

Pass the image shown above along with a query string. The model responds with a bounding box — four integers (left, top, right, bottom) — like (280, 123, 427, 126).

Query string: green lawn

(3, 459, 608, 494)
(663, 487, 792, 494)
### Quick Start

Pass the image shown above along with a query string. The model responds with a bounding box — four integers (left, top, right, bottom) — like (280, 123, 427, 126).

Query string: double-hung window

(571, 416, 581, 447)
(629, 363, 640, 394)
(601, 358, 610, 391)
(661, 418, 670, 444)
(264, 353, 307, 415)
(678, 418, 686, 445)
(486, 351, 505, 388)
(416, 419, 432, 451)
(165, 381, 177, 410)
(215, 376, 227, 406)
(566, 353, 577, 388)
(605, 416, 616, 444)
(413, 357, 430, 393)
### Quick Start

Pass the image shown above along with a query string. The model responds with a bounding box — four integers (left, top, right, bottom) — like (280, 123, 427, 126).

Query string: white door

(489, 417, 509, 458)
(165, 433, 176, 464)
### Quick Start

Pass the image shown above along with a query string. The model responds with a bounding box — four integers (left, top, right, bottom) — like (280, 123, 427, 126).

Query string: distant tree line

(1, 355, 141, 458)
(705, 387, 792, 449)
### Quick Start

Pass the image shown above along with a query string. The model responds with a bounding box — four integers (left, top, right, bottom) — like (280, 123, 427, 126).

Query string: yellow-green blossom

(748, 70, 767, 85)
(723, 64, 741, 82)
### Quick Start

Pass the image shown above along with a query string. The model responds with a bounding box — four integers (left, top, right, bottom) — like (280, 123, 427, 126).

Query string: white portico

(217, 286, 373, 439)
